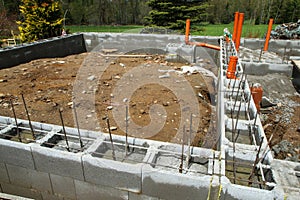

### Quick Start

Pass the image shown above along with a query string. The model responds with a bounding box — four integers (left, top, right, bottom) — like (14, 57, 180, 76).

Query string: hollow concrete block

(82, 154, 142, 193)
(0, 163, 9, 183)
(0, 140, 35, 169)
(128, 192, 159, 200)
(1, 183, 42, 200)
(40, 191, 65, 200)
(6, 164, 52, 193)
(49, 174, 76, 199)
(222, 184, 280, 200)
(142, 165, 219, 200)
(31, 145, 84, 181)
(74, 180, 128, 200)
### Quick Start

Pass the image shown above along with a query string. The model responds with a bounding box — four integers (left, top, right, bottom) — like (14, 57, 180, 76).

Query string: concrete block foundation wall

(0, 33, 299, 199)
(0, 116, 227, 200)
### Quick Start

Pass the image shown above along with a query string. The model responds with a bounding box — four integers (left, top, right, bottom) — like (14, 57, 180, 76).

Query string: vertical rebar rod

(234, 92, 243, 133)
(73, 102, 83, 148)
(59, 108, 70, 152)
(186, 113, 192, 168)
(125, 105, 129, 155)
(233, 73, 245, 109)
(248, 83, 254, 112)
(230, 78, 237, 98)
(21, 94, 35, 140)
(10, 98, 21, 142)
(248, 136, 264, 186)
(282, 46, 287, 63)
(259, 47, 263, 62)
(179, 125, 185, 173)
(252, 112, 258, 137)
(106, 116, 116, 161)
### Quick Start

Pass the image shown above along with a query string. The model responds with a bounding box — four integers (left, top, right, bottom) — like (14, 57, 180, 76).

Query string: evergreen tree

(17, 0, 63, 42)
(146, 0, 211, 30)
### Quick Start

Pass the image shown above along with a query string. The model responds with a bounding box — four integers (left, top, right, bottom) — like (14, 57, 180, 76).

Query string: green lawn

(193, 23, 273, 38)
(66, 23, 275, 39)
(66, 25, 143, 34)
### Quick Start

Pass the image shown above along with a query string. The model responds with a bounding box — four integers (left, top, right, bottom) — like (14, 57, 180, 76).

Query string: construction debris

(271, 20, 300, 39)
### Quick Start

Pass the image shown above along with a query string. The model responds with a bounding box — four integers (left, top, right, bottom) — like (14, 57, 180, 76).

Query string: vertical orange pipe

(263, 18, 274, 51)
(232, 12, 239, 43)
(235, 13, 244, 51)
(185, 19, 191, 44)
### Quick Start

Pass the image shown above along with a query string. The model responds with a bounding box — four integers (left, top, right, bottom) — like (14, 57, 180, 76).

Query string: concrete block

(1, 183, 42, 200)
(74, 180, 128, 200)
(82, 154, 142, 193)
(0, 140, 35, 169)
(222, 184, 280, 200)
(40, 191, 65, 200)
(31, 145, 84, 180)
(0, 192, 34, 200)
(0, 163, 9, 183)
(142, 165, 219, 200)
(6, 164, 52, 193)
(49, 174, 76, 199)
(128, 192, 159, 200)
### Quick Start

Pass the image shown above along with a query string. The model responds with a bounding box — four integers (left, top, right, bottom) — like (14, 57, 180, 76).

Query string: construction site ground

(0, 53, 214, 148)
(0, 52, 299, 161)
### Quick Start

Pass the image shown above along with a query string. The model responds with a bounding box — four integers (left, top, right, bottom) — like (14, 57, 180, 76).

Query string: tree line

(1, 0, 299, 26)
(0, 0, 299, 40)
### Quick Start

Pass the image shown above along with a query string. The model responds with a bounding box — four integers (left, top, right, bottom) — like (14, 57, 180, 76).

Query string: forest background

(0, 0, 299, 38)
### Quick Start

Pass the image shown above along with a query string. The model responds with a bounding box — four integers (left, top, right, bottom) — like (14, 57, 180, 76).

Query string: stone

(0, 93, 5, 98)
(261, 96, 276, 108)
(87, 75, 95, 81)
(107, 106, 113, 110)
(139, 109, 146, 114)
(0, 79, 7, 83)
(162, 102, 170, 106)
(109, 126, 117, 131)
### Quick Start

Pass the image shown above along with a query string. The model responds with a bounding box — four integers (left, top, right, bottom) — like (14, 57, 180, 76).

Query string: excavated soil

(0, 53, 215, 147)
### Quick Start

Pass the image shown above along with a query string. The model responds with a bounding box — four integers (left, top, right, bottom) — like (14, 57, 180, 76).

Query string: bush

(17, 0, 63, 43)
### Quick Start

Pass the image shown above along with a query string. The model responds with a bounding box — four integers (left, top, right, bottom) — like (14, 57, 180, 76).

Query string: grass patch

(66, 25, 143, 34)
(192, 23, 275, 38)
(66, 23, 276, 39)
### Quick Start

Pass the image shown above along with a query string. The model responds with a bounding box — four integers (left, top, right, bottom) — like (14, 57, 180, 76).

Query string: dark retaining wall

(0, 34, 87, 69)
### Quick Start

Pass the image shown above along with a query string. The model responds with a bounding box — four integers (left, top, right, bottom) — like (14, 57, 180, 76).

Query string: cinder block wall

(0, 34, 87, 69)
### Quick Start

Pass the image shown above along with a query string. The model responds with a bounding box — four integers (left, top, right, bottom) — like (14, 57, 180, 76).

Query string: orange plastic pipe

(232, 12, 239, 42)
(185, 19, 191, 44)
(226, 56, 238, 79)
(188, 42, 221, 51)
(263, 18, 274, 51)
(250, 85, 263, 112)
(235, 13, 244, 51)
(185, 19, 220, 51)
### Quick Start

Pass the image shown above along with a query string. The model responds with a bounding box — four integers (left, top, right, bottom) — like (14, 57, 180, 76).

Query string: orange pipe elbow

(226, 56, 238, 79)
(185, 18, 220, 51)
(250, 84, 263, 112)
